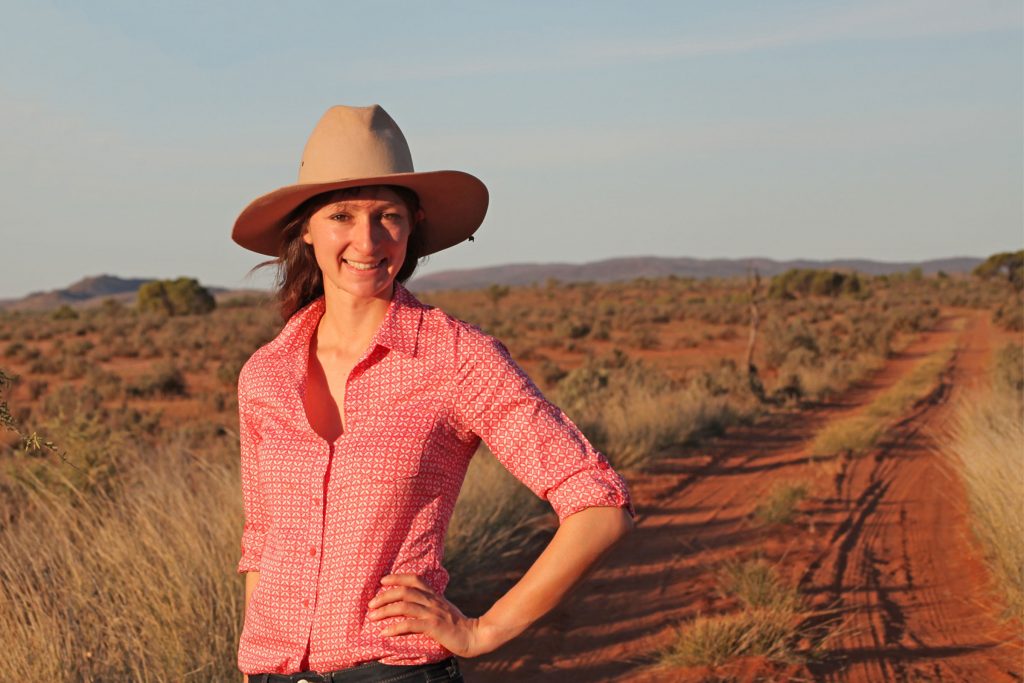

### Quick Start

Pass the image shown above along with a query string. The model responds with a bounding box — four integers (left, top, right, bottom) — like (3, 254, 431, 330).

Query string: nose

(350, 212, 385, 252)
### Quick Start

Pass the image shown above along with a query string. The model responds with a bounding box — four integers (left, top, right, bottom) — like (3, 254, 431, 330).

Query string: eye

(329, 212, 351, 221)
(382, 211, 405, 221)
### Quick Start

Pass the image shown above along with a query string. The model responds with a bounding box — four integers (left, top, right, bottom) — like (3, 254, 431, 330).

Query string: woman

(231, 104, 636, 683)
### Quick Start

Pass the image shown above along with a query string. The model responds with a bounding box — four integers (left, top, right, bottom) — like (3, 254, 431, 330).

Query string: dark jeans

(248, 655, 464, 683)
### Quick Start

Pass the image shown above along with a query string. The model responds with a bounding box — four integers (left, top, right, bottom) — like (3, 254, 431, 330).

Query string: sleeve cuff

(545, 465, 636, 524)
(236, 525, 267, 574)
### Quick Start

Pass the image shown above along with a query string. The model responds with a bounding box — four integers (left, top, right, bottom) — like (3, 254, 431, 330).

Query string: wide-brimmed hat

(231, 104, 488, 257)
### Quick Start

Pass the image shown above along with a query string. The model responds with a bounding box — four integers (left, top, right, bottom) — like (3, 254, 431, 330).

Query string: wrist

(474, 612, 529, 655)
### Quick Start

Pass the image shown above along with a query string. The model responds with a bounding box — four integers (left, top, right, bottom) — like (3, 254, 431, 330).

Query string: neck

(317, 282, 396, 356)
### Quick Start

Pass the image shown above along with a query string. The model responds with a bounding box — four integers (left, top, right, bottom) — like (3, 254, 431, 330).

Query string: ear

(415, 208, 425, 224)
(301, 227, 313, 245)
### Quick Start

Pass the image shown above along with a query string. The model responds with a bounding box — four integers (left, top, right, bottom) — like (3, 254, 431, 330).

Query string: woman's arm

(369, 505, 634, 657)
(473, 505, 634, 653)
(366, 324, 639, 655)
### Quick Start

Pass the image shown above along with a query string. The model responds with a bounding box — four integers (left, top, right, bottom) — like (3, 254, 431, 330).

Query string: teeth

(345, 259, 382, 271)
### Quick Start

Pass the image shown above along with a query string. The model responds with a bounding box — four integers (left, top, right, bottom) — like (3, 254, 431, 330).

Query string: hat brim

(231, 170, 488, 257)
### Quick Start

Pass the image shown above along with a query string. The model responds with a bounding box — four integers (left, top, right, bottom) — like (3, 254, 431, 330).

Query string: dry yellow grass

(777, 350, 886, 402)
(444, 445, 550, 601)
(933, 374, 1024, 622)
(656, 559, 806, 668)
(0, 434, 242, 680)
(753, 481, 810, 526)
(0, 272, 996, 678)
(810, 343, 955, 459)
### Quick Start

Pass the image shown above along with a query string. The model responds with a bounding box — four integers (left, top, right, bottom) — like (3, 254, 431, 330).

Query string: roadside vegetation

(809, 340, 957, 461)
(0, 266, 1013, 678)
(753, 481, 810, 526)
(656, 558, 808, 668)
(934, 342, 1024, 623)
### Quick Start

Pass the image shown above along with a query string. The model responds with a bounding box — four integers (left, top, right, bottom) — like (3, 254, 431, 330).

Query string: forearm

(475, 505, 634, 652)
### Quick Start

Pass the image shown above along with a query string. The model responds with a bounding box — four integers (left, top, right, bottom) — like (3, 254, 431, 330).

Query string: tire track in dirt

(799, 311, 1023, 682)
(460, 314, 980, 682)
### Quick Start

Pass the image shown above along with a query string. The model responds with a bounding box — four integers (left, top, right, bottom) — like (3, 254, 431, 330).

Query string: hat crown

(298, 104, 415, 183)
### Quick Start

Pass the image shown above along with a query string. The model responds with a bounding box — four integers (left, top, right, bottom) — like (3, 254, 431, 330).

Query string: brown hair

(247, 185, 427, 321)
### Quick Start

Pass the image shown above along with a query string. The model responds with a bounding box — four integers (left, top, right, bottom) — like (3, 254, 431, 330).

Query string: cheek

(391, 233, 411, 263)
(307, 227, 340, 253)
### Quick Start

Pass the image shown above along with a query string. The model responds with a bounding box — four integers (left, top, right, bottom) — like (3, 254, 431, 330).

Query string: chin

(329, 275, 398, 301)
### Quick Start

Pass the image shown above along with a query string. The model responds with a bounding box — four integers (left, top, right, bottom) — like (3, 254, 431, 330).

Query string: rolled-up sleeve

(237, 366, 268, 573)
(450, 323, 636, 524)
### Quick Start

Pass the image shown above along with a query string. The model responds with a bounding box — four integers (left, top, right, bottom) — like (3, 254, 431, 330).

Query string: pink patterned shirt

(236, 280, 636, 675)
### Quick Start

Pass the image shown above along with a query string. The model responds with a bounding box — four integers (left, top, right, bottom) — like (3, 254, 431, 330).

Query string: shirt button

(597, 460, 610, 470)
(302, 599, 310, 608)
(309, 546, 317, 556)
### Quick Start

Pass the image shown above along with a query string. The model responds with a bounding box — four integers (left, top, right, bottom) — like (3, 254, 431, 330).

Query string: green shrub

(126, 362, 188, 398)
(51, 304, 79, 320)
(993, 296, 1024, 332)
(754, 481, 809, 525)
(137, 278, 216, 316)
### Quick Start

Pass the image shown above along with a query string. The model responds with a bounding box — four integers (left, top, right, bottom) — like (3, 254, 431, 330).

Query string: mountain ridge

(0, 274, 262, 312)
(406, 255, 982, 291)
(0, 255, 985, 311)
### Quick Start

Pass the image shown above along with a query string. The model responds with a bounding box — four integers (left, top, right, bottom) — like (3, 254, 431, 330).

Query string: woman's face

(302, 186, 418, 302)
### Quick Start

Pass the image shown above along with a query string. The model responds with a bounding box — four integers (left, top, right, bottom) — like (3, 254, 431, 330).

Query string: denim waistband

(249, 655, 460, 683)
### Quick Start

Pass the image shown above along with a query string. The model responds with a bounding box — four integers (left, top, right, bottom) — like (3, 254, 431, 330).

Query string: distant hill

(0, 256, 984, 311)
(407, 255, 983, 291)
(0, 274, 264, 312)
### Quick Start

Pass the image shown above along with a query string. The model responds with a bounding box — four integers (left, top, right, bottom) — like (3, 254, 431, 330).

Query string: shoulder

(238, 339, 294, 397)
(417, 301, 511, 362)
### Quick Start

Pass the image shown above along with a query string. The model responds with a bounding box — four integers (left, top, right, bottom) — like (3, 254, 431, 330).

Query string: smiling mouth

(343, 258, 386, 271)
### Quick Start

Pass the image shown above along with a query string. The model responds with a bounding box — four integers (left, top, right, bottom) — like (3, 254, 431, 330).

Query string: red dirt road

(460, 310, 1023, 682)
(796, 311, 1021, 682)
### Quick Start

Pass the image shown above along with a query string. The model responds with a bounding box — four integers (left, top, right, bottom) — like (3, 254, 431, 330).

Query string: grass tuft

(659, 609, 796, 667)
(716, 558, 804, 612)
(658, 559, 806, 668)
(753, 481, 809, 526)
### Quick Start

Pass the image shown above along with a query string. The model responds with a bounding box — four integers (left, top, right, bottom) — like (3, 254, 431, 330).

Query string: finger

(381, 573, 435, 592)
(380, 616, 432, 637)
(370, 600, 436, 623)
(370, 585, 436, 610)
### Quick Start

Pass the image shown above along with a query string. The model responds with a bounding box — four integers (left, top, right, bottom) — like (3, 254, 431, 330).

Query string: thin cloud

(590, 0, 1021, 61)
(348, 0, 1021, 82)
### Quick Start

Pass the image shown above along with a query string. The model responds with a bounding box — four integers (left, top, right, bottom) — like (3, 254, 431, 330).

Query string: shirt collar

(275, 280, 425, 364)
(369, 280, 424, 358)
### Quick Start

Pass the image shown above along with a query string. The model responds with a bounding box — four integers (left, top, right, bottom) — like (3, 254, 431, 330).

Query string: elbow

(618, 507, 636, 537)
(603, 505, 635, 544)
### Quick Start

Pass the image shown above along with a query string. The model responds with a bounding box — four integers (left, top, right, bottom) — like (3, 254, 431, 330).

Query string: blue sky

(1, 0, 1021, 298)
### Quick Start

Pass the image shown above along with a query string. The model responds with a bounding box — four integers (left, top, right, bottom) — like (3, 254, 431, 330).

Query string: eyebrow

(324, 200, 404, 210)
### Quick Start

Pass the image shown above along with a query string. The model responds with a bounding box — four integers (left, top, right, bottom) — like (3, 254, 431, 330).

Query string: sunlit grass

(811, 343, 954, 458)
(753, 481, 809, 526)
(934, 357, 1024, 622)
(657, 559, 806, 668)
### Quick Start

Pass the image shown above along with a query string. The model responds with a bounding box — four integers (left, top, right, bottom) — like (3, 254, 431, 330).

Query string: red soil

(460, 309, 1023, 682)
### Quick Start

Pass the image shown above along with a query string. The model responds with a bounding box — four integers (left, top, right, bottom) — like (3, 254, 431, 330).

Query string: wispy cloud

(590, 0, 1021, 61)
(348, 0, 1021, 81)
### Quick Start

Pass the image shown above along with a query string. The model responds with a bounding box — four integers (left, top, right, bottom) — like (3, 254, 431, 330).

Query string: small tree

(51, 304, 79, 320)
(137, 277, 216, 316)
(974, 250, 1024, 292)
(485, 284, 510, 310)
